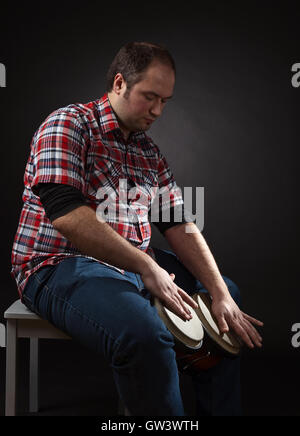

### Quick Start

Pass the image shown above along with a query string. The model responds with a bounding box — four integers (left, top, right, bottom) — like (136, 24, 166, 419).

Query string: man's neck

(107, 92, 130, 141)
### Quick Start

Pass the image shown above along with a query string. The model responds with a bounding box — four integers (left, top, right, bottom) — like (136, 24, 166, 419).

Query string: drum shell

(175, 333, 222, 375)
(174, 323, 240, 375)
(201, 327, 240, 360)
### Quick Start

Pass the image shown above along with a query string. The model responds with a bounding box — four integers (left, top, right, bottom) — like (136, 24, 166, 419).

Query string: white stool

(4, 299, 129, 416)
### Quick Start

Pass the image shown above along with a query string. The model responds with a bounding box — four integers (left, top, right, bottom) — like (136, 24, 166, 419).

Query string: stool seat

(4, 299, 41, 320)
(4, 299, 71, 340)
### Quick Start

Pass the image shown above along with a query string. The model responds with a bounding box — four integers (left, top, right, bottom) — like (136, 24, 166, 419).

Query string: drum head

(154, 297, 204, 349)
(193, 293, 241, 356)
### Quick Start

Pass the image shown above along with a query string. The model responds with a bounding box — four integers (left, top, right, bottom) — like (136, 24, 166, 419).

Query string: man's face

(113, 61, 175, 137)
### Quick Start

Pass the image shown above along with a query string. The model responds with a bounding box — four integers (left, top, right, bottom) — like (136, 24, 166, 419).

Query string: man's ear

(113, 73, 126, 95)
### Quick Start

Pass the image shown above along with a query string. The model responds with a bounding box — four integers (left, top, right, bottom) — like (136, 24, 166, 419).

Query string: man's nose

(150, 100, 164, 118)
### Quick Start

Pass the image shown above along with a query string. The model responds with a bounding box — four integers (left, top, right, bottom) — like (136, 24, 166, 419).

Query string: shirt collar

(97, 93, 146, 144)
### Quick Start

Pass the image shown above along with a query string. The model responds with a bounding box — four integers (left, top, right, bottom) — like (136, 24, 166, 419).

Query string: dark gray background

(0, 1, 299, 416)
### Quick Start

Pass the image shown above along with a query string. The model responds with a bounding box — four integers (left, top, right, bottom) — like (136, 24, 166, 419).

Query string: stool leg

(29, 338, 39, 413)
(5, 320, 17, 416)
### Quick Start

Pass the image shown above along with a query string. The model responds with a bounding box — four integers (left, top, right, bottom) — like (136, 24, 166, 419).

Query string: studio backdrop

(0, 1, 299, 416)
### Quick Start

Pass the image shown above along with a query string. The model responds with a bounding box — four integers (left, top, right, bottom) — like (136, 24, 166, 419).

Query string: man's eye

(145, 96, 154, 101)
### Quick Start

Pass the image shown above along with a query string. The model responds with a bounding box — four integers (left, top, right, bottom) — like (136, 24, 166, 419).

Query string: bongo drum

(154, 292, 241, 375)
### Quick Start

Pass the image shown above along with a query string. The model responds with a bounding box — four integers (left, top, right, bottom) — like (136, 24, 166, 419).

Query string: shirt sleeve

(30, 110, 87, 196)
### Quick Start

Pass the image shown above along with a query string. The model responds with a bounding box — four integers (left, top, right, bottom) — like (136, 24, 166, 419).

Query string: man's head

(107, 42, 176, 139)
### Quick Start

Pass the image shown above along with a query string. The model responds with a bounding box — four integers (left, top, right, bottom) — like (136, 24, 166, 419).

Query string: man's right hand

(140, 263, 199, 321)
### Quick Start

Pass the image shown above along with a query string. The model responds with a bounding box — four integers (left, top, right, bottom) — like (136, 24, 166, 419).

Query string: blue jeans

(22, 246, 242, 416)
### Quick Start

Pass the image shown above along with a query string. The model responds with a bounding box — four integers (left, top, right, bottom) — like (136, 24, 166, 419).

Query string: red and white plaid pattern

(11, 93, 184, 298)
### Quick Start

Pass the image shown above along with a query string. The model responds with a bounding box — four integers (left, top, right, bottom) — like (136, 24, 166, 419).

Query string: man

(11, 41, 263, 416)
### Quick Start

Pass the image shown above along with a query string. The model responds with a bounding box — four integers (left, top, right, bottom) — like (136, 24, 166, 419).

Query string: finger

(243, 316, 262, 339)
(242, 317, 263, 347)
(167, 279, 195, 313)
(229, 319, 255, 349)
(224, 309, 263, 348)
(177, 287, 199, 310)
(224, 312, 255, 348)
(241, 312, 264, 327)
(167, 297, 191, 322)
(163, 290, 191, 321)
(172, 293, 193, 320)
(231, 316, 262, 349)
(215, 313, 230, 334)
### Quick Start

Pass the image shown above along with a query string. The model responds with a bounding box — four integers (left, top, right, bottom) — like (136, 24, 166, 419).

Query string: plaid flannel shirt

(11, 93, 185, 298)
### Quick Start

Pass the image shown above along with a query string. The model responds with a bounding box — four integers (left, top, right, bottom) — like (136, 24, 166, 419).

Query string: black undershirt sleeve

(33, 183, 87, 223)
(150, 204, 194, 235)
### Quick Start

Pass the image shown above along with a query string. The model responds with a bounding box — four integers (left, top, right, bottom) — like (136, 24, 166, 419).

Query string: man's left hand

(211, 296, 264, 349)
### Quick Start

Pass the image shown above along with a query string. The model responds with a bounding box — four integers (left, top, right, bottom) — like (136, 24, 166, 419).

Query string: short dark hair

(106, 41, 176, 94)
